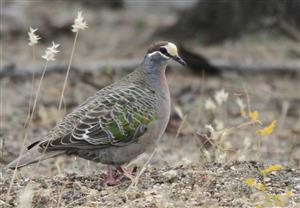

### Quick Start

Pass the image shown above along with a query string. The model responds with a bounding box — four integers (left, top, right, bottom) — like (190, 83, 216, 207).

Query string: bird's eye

(159, 47, 168, 54)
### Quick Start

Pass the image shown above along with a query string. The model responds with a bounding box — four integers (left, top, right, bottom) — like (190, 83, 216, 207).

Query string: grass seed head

(72, 11, 88, 33)
(42, 42, 60, 61)
(205, 98, 216, 111)
(28, 27, 41, 46)
(214, 88, 229, 105)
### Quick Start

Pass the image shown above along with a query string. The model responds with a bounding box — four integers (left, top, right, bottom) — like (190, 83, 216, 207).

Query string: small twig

(175, 114, 187, 138)
(243, 84, 251, 114)
(0, 199, 13, 207)
(278, 101, 289, 130)
(195, 70, 206, 127)
(224, 120, 257, 135)
(57, 182, 67, 208)
(24, 47, 37, 128)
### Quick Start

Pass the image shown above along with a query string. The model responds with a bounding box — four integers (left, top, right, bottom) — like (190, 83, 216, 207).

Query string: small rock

(162, 170, 178, 182)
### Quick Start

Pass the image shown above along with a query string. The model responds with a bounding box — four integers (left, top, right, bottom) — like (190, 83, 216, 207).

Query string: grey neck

(142, 53, 168, 82)
(142, 53, 169, 98)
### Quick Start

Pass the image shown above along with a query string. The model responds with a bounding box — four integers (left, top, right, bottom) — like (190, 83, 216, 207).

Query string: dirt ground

(1, 1, 300, 207)
(1, 161, 300, 207)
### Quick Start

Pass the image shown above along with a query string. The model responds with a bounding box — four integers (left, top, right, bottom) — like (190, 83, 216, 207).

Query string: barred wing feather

(40, 86, 157, 150)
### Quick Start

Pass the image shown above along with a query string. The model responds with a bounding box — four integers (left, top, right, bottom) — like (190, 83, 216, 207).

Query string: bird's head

(145, 41, 186, 66)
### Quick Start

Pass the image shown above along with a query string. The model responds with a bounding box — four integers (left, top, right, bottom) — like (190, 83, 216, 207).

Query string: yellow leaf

(255, 182, 265, 191)
(271, 194, 281, 201)
(241, 109, 247, 117)
(249, 111, 258, 121)
(256, 120, 277, 136)
(260, 164, 283, 175)
(283, 191, 292, 197)
(244, 177, 254, 186)
(247, 110, 262, 124)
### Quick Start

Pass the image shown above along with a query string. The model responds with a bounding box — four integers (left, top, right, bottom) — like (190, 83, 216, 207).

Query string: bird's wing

(39, 85, 157, 150)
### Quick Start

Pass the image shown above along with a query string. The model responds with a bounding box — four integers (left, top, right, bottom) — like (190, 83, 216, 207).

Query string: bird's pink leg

(104, 165, 118, 186)
(117, 165, 135, 181)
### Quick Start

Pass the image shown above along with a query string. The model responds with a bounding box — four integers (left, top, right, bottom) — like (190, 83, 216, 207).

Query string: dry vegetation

(2, 161, 300, 207)
(1, 1, 300, 207)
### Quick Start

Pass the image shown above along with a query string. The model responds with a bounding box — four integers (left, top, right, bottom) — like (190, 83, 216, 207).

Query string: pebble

(162, 170, 178, 181)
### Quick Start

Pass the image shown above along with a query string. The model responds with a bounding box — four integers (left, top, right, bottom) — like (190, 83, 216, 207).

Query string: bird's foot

(103, 165, 136, 186)
(104, 176, 118, 186)
(117, 165, 135, 181)
(104, 165, 119, 186)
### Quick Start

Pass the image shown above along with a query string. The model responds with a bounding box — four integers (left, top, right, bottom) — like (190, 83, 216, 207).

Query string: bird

(7, 41, 186, 185)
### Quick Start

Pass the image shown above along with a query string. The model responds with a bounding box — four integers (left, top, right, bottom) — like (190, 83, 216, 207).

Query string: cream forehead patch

(165, 42, 178, 56)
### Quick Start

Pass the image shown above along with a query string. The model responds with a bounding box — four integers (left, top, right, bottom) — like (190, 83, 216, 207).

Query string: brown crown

(147, 41, 169, 54)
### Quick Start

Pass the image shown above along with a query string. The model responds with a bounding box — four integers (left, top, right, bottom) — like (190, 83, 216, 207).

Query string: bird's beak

(172, 55, 186, 66)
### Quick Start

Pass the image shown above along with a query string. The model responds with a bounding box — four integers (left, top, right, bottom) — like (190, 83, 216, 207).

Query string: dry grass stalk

(58, 11, 87, 112)
(125, 148, 157, 202)
(7, 61, 49, 199)
(58, 32, 79, 112)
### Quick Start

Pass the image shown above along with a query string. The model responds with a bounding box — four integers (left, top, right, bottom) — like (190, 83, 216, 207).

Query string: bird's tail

(7, 145, 64, 169)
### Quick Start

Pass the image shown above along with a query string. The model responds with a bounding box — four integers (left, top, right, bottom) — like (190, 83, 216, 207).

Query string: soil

(1, 161, 300, 207)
